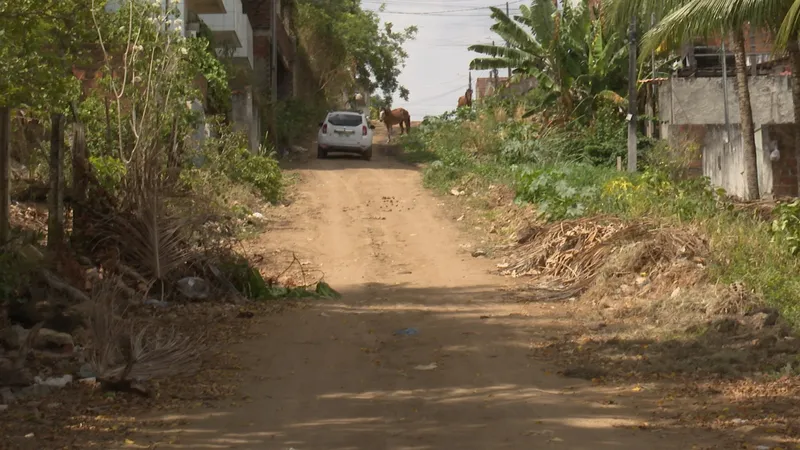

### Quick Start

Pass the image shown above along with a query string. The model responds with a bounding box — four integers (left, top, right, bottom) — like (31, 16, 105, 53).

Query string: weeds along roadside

(399, 104, 800, 328)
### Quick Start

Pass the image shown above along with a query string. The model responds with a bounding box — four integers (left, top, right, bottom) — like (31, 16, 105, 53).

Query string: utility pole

(271, 0, 278, 150)
(627, 17, 638, 173)
(468, 71, 472, 91)
(506, 2, 511, 80)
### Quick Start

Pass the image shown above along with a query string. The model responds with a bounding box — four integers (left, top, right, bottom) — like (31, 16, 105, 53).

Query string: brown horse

(381, 106, 411, 142)
(457, 88, 473, 108)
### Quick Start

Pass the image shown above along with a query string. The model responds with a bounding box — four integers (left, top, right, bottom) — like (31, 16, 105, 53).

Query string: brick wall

(770, 124, 798, 197)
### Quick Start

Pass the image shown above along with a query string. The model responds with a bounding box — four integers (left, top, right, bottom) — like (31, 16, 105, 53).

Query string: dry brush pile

(502, 217, 705, 290)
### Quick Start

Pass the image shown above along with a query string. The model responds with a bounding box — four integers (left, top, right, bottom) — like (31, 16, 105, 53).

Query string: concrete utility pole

(271, 0, 279, 150)
(506, 2, 511, 80)
(627, 17, 638, 173)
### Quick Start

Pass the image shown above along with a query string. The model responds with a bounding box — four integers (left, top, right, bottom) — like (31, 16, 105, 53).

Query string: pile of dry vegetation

(500, 217, 710, 303)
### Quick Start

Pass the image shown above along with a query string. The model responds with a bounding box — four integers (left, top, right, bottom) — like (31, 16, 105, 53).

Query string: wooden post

(71, 120, 87, 244)
(616, 156, 623, 172)
(0, 107, 10, 245)
(47, 113, 65, 251)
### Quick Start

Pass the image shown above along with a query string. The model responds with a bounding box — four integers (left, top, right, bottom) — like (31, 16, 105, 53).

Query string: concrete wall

(231, 88, 259, 152)
(659, 75, 798, 199)
(663, 122, 791, 199)
(659, 76, 794, 126)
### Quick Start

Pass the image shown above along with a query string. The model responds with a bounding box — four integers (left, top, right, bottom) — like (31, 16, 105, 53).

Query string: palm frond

(776, 0, 800, 49)
(601, 0, 691, 33)
(469, 57, 517, 70)
(109, 196, 193, 281)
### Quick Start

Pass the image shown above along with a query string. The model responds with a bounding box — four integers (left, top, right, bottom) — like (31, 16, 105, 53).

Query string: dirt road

(133, 142, 725, 449)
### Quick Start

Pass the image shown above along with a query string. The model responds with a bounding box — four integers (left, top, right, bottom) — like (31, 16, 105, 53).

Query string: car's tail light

(362, 125, 367, 136)
(322, 123, 327, 134)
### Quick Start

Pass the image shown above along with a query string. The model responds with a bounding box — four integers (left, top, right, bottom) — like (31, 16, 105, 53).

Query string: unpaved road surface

(134, 141, 726, 448)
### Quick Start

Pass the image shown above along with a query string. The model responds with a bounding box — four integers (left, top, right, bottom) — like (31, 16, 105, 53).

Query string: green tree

(295, 0, 417, 103)
(468, 0, 628, 121)
(0, 0, 99, 111)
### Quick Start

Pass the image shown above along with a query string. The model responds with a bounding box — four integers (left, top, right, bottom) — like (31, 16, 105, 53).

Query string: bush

(182, 120, 284, 206)
(89, 155, 127, 196)
(514, 164, 617, 220)
(771, 199, 800, 256)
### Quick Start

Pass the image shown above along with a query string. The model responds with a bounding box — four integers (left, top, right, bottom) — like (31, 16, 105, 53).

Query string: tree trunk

(732, 31, 760, 200)
(0, 107, 10, 245)
(788, 42, 800, 197)
(47, 113, 65, 251)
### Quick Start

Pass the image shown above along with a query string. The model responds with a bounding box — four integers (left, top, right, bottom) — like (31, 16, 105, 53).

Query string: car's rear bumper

(319, 143, 371, 153)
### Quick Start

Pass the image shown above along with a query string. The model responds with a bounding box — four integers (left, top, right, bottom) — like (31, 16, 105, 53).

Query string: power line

(365, 0, 522, 15)
(409, 85, 467, 104)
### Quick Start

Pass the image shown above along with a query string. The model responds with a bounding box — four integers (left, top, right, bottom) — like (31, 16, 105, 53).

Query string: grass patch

(410, 108, 800, 328)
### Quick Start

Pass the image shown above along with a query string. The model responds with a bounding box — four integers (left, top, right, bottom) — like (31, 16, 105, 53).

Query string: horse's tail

(404, 111, 411, 132)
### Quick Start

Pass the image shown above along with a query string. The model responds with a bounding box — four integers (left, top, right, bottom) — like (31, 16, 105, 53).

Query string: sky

(362, 0, 526, 119)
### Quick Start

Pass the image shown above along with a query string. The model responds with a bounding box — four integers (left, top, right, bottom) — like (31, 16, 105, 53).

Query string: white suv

(317, 111, 375, 161)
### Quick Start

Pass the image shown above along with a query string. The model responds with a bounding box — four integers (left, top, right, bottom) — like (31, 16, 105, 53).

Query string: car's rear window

(328, 113, 363, 127)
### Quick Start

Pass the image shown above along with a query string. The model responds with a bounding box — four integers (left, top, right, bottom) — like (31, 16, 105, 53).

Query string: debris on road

(34, 375, 72, 388)
(394, 327, 419, 336)
(176, 276, 212, 300)
(414, 363, 438, 371)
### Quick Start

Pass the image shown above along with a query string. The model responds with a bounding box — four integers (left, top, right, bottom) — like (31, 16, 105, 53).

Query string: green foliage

(229, 149, 284, 203)
(514, 165, 617, 220)
(772, 200, 800, 256)
(295, 0, 417, 102)
(89, 155, 127, 196)
(183, 120, 284, 204)
(186, 33, 231, 115)
(0, 0, 96, 111)
(469, 0, 627, 121)
(275, 98, 326, 145)
(223, 257, 342, 301)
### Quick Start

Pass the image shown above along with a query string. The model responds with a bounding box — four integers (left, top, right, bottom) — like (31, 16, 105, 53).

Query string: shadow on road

(114, 282, 735, 450)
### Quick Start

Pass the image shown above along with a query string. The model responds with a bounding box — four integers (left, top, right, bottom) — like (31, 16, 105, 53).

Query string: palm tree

(468, 0, 628, 121)
(604, 0, 762, 200)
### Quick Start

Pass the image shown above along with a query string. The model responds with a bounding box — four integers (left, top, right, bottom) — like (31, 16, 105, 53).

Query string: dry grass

(499, 217, 710, 302)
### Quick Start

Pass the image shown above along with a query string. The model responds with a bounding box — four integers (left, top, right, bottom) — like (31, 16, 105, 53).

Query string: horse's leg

(399, 121, 405, 135)
(386, 123, 392, 143)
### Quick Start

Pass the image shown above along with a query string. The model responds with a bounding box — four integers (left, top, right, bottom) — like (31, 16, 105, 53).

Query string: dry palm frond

(503, 217, 709, 301)
(111, 198, 193, 281)
(88, 276, 205, 385)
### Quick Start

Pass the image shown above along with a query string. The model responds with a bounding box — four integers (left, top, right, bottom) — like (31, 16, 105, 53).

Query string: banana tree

(468, 0, 629, 121)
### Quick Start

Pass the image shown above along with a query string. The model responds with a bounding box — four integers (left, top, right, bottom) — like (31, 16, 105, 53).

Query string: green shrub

(89, 155, 127, 196)
(771, 199, 800, 256)
(228, 148, 283, 203)
(514, 164, 618, 221)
